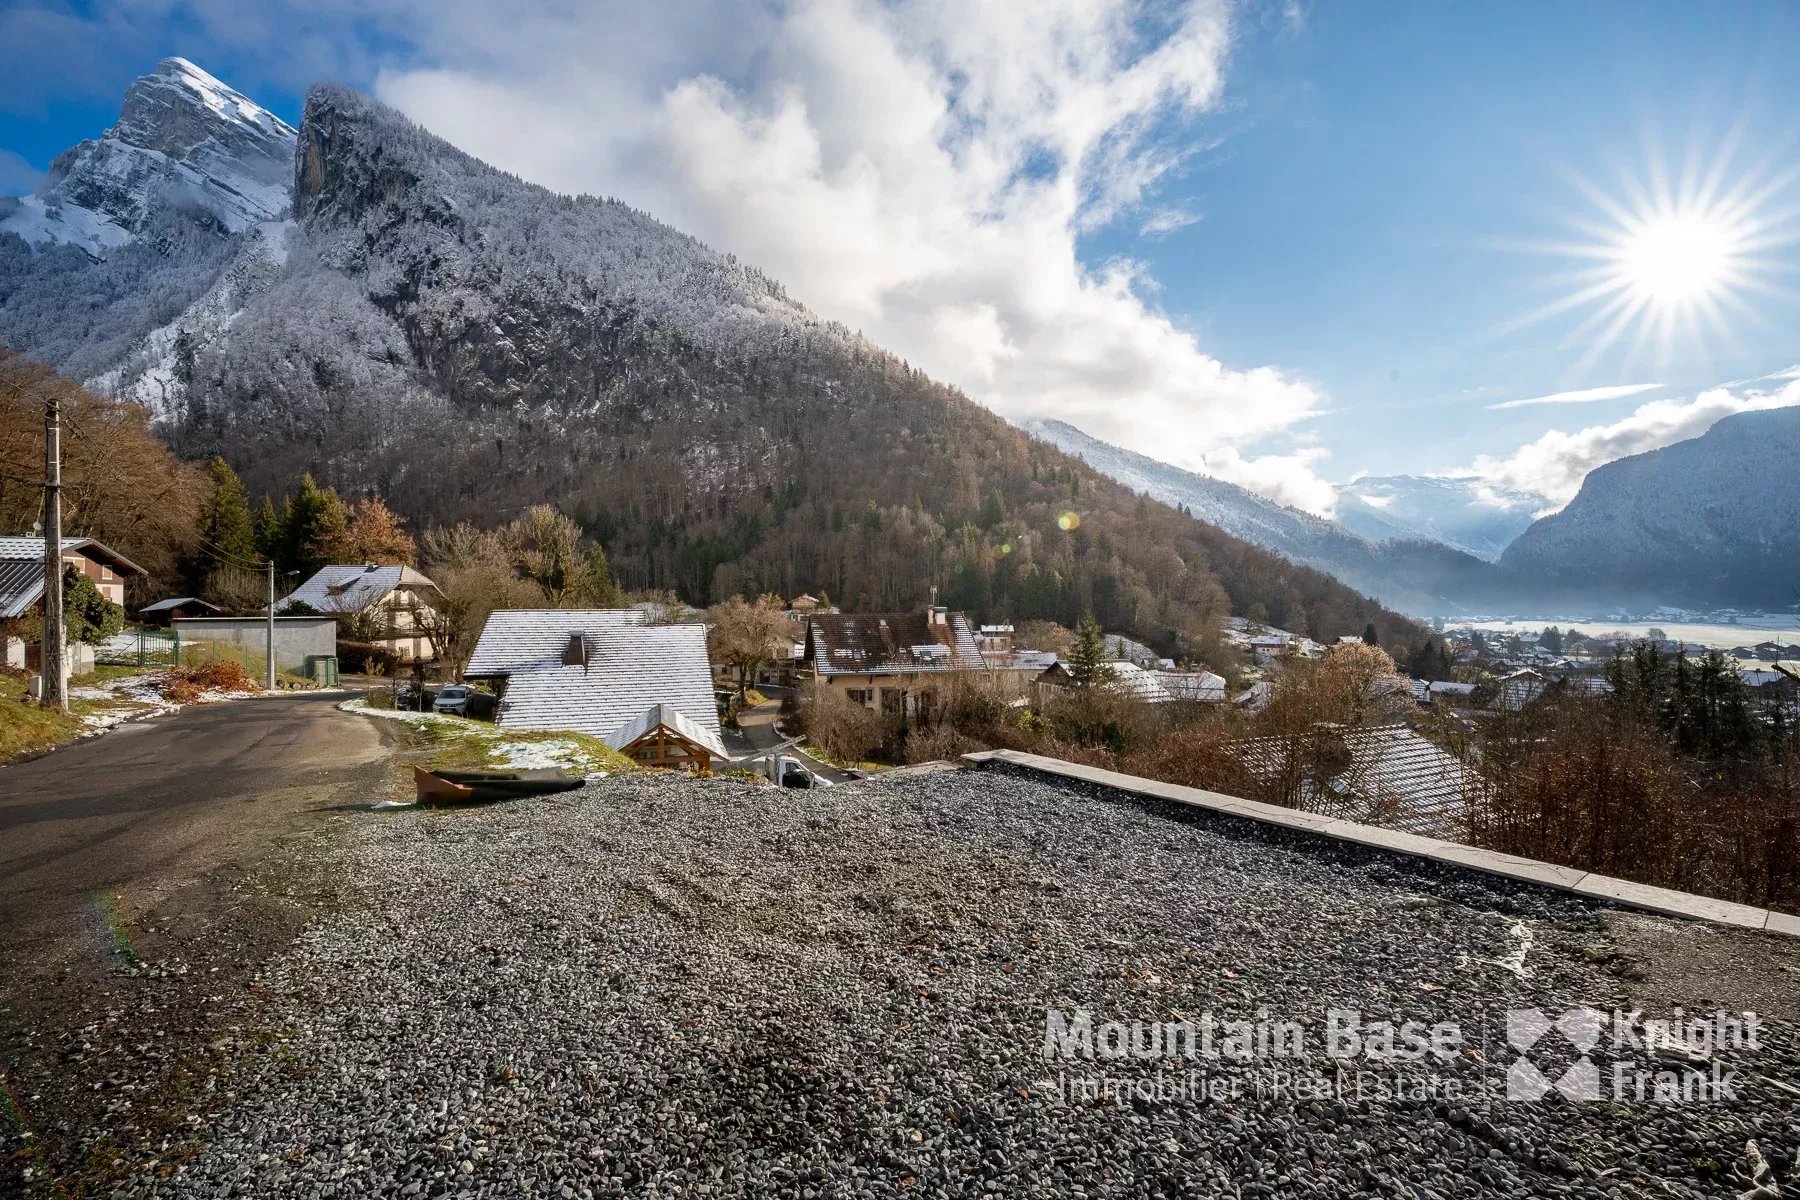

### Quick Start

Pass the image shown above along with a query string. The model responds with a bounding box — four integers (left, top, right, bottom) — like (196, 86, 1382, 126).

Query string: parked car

(433, 685, 476, 716)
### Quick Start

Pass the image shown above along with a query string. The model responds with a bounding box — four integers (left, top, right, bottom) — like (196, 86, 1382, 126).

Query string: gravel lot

(114, 766, 1798, 1198)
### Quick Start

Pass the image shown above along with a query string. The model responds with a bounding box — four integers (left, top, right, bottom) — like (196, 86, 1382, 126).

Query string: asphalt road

(0, 690, 391, 977)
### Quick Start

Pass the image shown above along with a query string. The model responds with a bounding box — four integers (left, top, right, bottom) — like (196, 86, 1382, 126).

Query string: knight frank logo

(1503, 1007, 1761, 1103)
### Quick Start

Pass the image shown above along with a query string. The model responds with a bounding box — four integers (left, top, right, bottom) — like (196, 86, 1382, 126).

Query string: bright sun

(1506, 142, 1796, 366)
(1617, 213, 1737, 304)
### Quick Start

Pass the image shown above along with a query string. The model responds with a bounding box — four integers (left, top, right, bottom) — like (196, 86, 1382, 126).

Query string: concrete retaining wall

(963, 748, 1799, 938)
(172, 616, 337, 676)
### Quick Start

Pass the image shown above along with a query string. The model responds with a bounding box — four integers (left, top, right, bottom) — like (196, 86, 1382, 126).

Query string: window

(846, 688, 873, 706)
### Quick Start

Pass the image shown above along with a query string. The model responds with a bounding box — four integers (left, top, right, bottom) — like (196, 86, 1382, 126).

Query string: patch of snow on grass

(491, 739, 588, 770)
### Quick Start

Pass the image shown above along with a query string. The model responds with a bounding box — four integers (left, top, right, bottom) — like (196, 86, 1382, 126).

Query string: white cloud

(366, 0, 1328, 502)
(1484, 382, 1662, 411)
(1469, 379, 1800, 507)
(1199, 445, 1338, 516)
(0, 149, 42, 196)
(1139, 203, 1204, 237)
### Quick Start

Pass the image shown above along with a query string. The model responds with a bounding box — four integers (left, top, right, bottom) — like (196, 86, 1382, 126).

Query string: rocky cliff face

(1500, 406, 1800, 608)
(0, 58, 294, 259)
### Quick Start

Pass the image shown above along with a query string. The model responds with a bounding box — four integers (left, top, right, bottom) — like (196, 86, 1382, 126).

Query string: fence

(95, 627, 179, 668)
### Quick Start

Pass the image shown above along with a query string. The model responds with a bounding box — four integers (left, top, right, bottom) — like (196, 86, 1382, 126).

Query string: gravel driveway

(110, 768, 1798, 1198)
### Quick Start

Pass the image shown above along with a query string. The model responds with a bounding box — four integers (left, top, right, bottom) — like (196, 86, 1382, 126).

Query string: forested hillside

(1, 70, 1434, 659)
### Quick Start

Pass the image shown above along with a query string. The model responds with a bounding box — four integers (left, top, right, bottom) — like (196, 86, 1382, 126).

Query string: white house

(276, 564, 442, 662)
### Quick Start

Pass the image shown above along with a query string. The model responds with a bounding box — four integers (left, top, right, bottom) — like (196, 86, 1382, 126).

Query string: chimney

(562, 632, 588, 668)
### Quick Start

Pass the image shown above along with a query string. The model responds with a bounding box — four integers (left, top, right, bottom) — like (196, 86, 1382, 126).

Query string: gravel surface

(114, 766, 1798, 1198)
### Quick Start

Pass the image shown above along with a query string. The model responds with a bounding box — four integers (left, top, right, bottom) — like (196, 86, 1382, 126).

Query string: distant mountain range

(1028, 413, 1800, 616)
(1023, 419, 1506, 613)
(1501, 406, 1800, 610)
(0, 59, 1431, 654)
(1334, 475, 1544, 562)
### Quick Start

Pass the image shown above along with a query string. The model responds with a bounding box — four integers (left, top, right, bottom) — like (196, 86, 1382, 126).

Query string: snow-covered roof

(467, 609, 647, 676)
(0, 536, 147, 576)
(467, 609, 722, 752)
(277, 564, 436, 614)
(806, 612, 984, 676)
(1100, 633, 1160, 667)
(1095, 661, 1167, 702)
(139, 596, 220, 614)
(1233, 725, 1473, 838)
(1236, 681, 1274, 710)
(1154, 670, 1227, 703)
(603, 702, 727, 760)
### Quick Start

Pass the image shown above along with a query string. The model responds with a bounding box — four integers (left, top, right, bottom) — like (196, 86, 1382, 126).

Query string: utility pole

(41, 395, 66, 712)
(266, 560, 276, 690)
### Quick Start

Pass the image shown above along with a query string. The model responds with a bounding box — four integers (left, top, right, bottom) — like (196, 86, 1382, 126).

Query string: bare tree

(706, 593, 791, 701)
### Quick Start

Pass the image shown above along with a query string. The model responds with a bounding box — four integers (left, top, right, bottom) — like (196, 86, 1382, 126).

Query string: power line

(192, 533, 271, 573)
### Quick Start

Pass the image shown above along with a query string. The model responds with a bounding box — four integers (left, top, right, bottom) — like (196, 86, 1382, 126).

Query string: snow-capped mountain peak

(0, 58, 296, 258)
(116, 58, 296, 155)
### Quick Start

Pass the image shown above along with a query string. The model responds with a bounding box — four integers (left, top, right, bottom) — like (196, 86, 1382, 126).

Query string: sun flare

(1616, 212, 1739, 305)
(1504, 140, 1797, 366)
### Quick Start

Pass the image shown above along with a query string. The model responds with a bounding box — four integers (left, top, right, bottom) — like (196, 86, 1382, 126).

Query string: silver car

(433, 684, 475, 716)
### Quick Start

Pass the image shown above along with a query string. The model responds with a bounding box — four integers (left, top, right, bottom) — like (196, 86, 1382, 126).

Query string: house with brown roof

(802, 605, 990, 719)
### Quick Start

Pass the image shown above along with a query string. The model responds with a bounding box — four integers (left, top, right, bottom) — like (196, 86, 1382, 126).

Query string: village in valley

(8, 498, 1800, 1195)
(9, 490, 1800, 869)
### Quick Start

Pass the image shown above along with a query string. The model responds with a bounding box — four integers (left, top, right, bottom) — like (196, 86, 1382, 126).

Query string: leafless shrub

(903, 725, 989, 765)
(796, 682, 895, 765)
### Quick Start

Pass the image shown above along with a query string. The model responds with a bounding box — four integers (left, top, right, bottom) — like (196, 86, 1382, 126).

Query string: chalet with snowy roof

(1410, 679, 1478, 706)
(1037, 661, 1226, 705)
(1156, 669, 1228, 703)
(1499, 668, 1614, 711)
(276, 563, 442, 662)
(466, 609, 725, 771)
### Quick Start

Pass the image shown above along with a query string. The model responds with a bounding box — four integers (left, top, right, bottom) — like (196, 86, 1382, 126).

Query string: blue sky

(3, 0, 1798, 513)
(1130, 0, 1800, 479)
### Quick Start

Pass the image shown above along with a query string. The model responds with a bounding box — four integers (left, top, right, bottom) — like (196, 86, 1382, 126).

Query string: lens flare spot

(1057, 511, 1081, 531)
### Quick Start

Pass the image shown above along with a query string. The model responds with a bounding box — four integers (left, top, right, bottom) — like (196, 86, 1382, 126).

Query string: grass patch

(0, 671, 83, 760)
(340, 700, 637, 801)
(72, 663, 148, 686)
